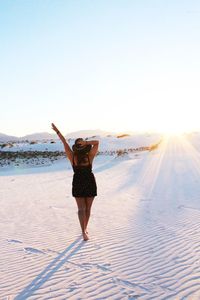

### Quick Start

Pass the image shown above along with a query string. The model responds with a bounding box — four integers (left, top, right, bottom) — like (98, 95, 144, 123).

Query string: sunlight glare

(137, 94, 199, 136)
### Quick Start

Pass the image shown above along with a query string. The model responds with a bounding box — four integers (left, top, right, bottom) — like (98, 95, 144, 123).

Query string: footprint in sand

(128, 294, 141, 299)
(23, 247, 45, 255)
(67, 282, 79, 292)
(96, 263, 111, 272)
(81, 262, 111, 272)
(7, 239, 23, 244)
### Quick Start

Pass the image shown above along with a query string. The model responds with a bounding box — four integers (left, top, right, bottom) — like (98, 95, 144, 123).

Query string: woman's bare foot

(82, 231, 89, 241)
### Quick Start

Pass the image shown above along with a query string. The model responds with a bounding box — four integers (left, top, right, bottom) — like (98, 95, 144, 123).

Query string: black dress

(72, 154, 97, 197)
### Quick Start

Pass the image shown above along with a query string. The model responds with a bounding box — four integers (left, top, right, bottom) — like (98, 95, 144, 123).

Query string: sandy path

(1, 136, 200, 299)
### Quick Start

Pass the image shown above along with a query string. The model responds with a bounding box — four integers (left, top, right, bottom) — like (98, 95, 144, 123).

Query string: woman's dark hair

(75, 152, 88, 165)
(75, 138, 83, 146)
(72, 138, 92, 165)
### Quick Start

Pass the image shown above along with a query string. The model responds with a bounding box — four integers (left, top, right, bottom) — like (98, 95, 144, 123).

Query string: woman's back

(72, 153, 92, 173)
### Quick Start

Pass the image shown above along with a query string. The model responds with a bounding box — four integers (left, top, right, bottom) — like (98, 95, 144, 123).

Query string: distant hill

(0, 132, 57, 142)
(65, 129, 116, 139)
(0, 133, 19, 142)
(0, 129, 116, 142)
(20, 132, 57, 141)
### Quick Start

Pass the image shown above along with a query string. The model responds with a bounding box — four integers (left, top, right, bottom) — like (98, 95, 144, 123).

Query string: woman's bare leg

(75, 197, 88, 240)
(85, 197, 94, 233)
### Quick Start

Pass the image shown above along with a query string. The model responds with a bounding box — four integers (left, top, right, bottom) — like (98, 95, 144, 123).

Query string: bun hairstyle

(72, 138, 92, 165)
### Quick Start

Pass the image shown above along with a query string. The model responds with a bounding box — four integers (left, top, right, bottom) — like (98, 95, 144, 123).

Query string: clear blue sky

(1, 0, 200, 136)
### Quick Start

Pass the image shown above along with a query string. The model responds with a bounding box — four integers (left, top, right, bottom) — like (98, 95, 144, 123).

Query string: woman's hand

(51, 123, 59, 133)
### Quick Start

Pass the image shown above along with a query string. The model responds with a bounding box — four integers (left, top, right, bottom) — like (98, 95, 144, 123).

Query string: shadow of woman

(15, 236, 84, 299)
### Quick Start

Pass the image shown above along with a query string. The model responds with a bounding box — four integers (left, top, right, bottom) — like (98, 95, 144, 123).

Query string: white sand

(1, 135, 200, 299)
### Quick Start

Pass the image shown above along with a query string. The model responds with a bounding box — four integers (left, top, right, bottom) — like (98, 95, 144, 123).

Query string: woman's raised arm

(51, 123, 73, 162)
(86, 140, 99, 160)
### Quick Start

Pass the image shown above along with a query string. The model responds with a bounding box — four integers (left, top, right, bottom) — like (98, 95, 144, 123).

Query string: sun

(113, 93, 199, 136)
(153, 117, 196, 137)
(156, 123, 187, 136)
(143, 97, 199, 136)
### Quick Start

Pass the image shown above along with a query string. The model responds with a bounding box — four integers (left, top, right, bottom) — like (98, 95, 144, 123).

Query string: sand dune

(1, 135, 200, 299)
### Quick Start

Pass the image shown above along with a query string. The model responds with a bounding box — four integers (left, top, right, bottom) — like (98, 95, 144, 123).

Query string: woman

(51, 123, 99, 241)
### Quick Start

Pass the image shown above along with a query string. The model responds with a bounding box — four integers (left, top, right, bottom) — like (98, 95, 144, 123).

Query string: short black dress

(72, 154, 97, 197)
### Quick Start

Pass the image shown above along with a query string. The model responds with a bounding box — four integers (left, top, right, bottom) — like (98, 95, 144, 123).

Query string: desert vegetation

(0, 151, 65, 168)
(0, 140, 161, 168)
(0, 143, 14, 149)
(116, 134, 130, 138)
